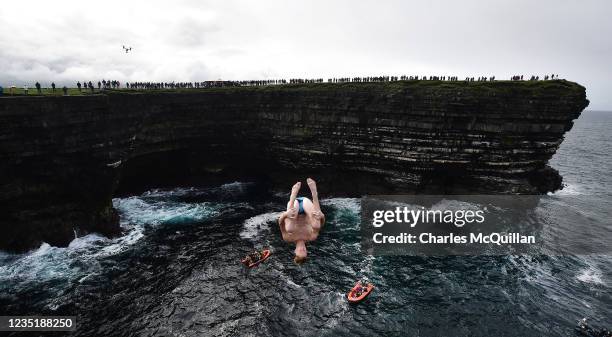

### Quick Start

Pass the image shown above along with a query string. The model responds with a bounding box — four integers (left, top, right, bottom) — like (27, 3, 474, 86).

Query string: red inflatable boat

(347, 281, 374, 303)
(242, 249, 271, 268)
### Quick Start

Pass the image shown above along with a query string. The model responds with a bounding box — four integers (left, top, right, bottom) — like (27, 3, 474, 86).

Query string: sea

(0, 110, 610, 337)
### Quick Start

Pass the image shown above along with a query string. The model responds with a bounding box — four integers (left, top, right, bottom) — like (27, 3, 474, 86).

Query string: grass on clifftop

(1, 80, 584, 97)
(2, 87, 94, 96)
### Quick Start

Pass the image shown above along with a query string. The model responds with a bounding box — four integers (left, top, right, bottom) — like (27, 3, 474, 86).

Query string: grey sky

(0, 0, 610, 109)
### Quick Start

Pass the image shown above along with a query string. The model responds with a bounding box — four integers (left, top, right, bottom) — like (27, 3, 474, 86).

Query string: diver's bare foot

(289, 182, 301, 203)
(291, 182, 301, 198)
(306, 178, 317, 197)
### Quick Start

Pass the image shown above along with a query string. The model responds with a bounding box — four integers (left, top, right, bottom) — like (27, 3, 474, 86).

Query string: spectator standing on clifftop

(62, 86, 68, 95)
(51, 82, 56, 92)
(77, 82, 82, 92)
(35, 82, 41, 94)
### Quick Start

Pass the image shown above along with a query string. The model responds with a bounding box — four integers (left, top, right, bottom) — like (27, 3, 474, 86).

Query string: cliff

(0, 80, 589, 252)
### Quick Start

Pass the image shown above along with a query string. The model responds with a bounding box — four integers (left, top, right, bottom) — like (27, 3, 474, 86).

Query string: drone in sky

(122, 45, 132, 53)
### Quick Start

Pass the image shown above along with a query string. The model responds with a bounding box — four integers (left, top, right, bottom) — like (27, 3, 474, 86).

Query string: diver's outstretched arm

(278, 212, 290, 241)
(278, 212, 287, 226)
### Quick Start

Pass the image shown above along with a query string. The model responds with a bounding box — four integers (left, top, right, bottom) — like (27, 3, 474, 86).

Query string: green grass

(1, 79, 584, 97)
(1, 87, 101, 96)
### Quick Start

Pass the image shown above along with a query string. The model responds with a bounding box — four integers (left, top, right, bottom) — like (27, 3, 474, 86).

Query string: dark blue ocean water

(0, 111, 610, 337)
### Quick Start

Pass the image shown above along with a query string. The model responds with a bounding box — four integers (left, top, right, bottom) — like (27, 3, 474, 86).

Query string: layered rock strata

(0, 80, 589, 251)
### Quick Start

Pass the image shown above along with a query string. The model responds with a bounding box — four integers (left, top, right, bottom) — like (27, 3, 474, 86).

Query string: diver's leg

(306, 178, 320, 212)
(288, 182, 301, 214)
(285, 182, 301, 233)
(307, 178, 324, 230)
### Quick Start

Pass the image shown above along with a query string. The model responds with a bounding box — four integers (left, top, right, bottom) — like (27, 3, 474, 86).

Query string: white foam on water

(358, 254, 376, 277)
(97, 226, 145, 257)
(433, 198, 483, 212)
(0, 234, 123, 287)
(321, 198, 361, 214)
(0, 241, 88, 285)
(113, 196, 219, 226)
(321, 198, 361, 233)
(240, 211, 282, 241)
(139, 187, 197, 198)
(0, 187, 225, 288)
(553, 183, 582, 196)
(220, 181, 250, 191)
(102, 191, 223, 255)
(135, 181, 252, 201)
(286, 279, 301, 288)
(577, 265, 605, 285)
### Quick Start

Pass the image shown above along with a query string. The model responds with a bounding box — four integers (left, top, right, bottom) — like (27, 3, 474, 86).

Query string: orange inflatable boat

(347, 281, 374, 303)
(242, 249, 271, 268)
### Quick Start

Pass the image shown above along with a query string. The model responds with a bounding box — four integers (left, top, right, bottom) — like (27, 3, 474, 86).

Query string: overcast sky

(0, 0, 610, 109)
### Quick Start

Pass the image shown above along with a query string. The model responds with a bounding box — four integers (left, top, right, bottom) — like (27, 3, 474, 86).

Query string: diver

(278, 178, 325, 264)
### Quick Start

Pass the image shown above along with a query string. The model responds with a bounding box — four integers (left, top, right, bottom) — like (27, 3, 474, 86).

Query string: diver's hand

(312, 210, 322, 220)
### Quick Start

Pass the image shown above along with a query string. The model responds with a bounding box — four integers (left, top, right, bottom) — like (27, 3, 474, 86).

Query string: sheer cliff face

(0, 80, 588, 251)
